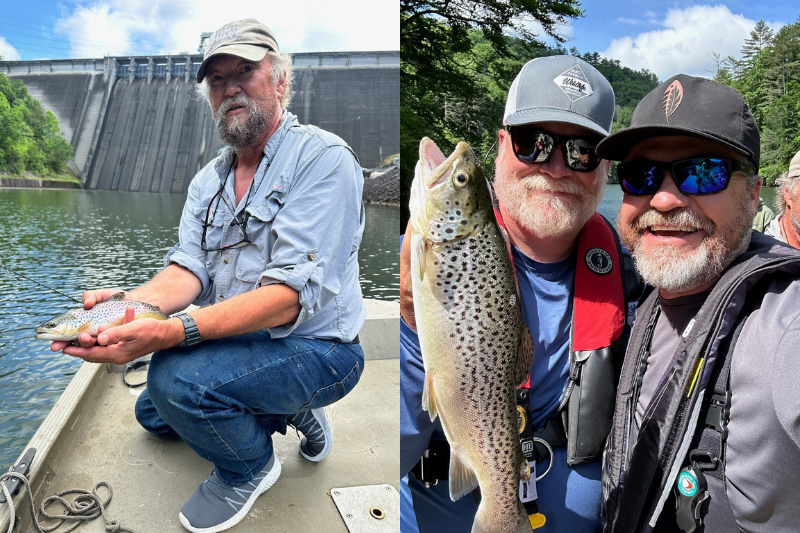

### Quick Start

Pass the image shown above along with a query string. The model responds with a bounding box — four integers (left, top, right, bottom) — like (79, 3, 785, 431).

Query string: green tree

(0, 73, 73, 176)
(400, 0, 583, 224)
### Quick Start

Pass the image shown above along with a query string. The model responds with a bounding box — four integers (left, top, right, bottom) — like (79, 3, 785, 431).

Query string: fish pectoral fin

(448, 450, 479, 501)
(76, 319, 93, 334)
(108, 292, 126, 301)
(515, 325, 535, 387)
(411, 233, 427, 281)
(421, 372, 439, 422)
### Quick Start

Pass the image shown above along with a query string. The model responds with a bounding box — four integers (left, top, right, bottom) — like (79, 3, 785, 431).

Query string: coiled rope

(0, 471, 135, 533)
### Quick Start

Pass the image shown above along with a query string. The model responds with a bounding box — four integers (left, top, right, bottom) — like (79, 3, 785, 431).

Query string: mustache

(215, 95, 252, 119)
(633, 208, 716, 235)
(517, 174, 587, 196)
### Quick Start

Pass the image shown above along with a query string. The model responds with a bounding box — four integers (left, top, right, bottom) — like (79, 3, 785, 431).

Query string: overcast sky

(0, 0, 399, 61)
(0, 1, 797, 81)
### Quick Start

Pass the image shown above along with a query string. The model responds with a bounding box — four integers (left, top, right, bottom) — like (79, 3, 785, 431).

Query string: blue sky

(0, 0, 400, 61)
(546, 0, 798, 79)
(0, 0, 797, 81)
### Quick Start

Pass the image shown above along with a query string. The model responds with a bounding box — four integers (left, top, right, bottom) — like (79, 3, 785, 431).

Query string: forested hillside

(0, 72, 73, 178)
(713, 17, 800, 183)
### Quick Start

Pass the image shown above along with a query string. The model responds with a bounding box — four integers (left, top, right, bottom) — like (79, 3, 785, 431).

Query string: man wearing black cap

(598, 75, 800, 533)
(52, 18, 366, 533)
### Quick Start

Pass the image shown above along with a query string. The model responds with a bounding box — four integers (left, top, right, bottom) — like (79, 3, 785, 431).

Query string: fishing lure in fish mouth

(34, 292, 168, 341)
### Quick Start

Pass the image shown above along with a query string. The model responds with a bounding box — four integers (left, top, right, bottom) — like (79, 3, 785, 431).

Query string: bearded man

(49, 19, 366, 533)
(599, 75, 800, 533)
(764, 149, 800, 247)
(400, 55, 642, 533)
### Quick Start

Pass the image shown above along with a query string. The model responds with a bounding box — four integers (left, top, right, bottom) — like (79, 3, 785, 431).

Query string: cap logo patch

(553, 65, 594, 102)
(210, 24, 240, 48)
(662, 80, 683, 123)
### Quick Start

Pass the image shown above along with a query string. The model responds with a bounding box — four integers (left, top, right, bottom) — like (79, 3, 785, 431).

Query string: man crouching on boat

(49, 18, 366, 533)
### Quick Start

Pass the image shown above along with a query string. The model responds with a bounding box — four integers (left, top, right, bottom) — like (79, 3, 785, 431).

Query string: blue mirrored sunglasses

(617, 158, 754, 196)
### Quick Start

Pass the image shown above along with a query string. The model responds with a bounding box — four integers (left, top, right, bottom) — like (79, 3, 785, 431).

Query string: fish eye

(46, 322, 56, 328)
(455, 173, 468, 185)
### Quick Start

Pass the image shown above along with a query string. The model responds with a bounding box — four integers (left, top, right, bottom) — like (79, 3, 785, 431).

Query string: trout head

(34, 310, 90, 341)
(410, 138, 493, 244)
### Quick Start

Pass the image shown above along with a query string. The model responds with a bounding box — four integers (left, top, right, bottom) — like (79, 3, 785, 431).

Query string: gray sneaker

(288, 407, 332, 462)
(178, 454, 281, 533)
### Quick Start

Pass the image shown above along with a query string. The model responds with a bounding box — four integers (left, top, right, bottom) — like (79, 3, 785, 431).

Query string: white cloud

(602, 4, 782, 79)
(520, 17, 575, 47)
(0, 37, 21, 61)
(54, 0, 398, 59)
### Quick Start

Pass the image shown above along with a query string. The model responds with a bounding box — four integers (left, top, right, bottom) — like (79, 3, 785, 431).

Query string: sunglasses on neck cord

(617, 157, 754, 196)
(504, 125, 602, 172)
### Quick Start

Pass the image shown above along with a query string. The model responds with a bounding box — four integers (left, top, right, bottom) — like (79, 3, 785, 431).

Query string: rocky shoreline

(362, 166, 400, 205)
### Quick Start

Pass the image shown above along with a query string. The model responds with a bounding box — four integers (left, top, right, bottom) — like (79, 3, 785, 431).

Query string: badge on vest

(675, 465, 710, 533)
(585, 248, 613, 275)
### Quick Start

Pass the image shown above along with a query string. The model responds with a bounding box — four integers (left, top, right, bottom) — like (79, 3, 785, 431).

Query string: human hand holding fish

(37, 291, 183, 365)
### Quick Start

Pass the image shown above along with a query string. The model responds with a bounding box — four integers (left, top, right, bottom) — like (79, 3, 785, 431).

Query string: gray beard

(214, 94, 274, 151)
(620, 199, 753, 295)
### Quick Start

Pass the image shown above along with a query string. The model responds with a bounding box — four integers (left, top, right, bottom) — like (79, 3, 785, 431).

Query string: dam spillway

(0, 52, 399, 193)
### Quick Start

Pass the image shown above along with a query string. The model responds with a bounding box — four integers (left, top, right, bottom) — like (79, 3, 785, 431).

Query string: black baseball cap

(596, 74, 760, 172)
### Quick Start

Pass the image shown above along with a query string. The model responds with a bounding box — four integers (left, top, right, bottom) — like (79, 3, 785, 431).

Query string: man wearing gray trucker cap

(52, 18, 366, 533)
(599, 74, 800, 533)
(400, 55, 642, 532)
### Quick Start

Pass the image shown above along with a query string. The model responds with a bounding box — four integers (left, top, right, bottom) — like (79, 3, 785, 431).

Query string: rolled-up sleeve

(164, 176, 214, 305)
(257, 144, 363, 333)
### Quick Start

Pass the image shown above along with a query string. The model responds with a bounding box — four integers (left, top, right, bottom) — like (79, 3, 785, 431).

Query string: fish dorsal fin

(515, 325, 535, 387)
(421, 371, 439, 422)
(108, 292, 126, 302)
(76, 319, 93, 334)
(448, 449, 479, 501)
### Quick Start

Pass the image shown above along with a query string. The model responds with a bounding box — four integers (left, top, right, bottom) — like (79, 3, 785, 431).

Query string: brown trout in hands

(34, 292, 168, 341)
(409, 138, 534, 533)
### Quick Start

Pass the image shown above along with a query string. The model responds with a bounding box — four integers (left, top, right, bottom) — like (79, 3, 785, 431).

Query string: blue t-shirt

(400, 241, 603, 533)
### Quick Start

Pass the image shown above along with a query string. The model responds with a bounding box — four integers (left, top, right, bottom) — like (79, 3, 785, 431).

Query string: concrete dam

(0, 52, 399, 193)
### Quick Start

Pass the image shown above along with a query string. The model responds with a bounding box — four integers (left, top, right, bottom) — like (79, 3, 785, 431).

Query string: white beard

(493, 165, 605, 239)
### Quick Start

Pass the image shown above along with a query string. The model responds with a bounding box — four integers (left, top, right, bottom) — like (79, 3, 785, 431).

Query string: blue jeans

(134, 332, 364, 485)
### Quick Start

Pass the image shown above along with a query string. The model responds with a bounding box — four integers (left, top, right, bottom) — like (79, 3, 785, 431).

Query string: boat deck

(1, 300, 399, 533)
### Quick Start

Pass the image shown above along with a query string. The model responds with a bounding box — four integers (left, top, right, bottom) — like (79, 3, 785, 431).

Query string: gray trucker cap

(504, 55, 615, 137)
(197, 18, 279, 83)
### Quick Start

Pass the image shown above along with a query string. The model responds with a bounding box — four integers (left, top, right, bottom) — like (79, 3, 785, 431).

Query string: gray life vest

(601, 232, 800, 533)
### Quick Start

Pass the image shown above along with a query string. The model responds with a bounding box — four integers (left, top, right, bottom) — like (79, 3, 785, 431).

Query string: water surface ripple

(0, 189, 399, 470)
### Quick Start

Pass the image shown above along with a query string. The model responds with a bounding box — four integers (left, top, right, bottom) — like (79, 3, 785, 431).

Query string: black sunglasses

(200, 155, 258, 252)
(505, 125, 602, 172)
(617, 158, 754, 196)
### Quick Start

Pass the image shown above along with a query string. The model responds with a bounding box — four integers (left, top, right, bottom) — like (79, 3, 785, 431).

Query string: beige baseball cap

(196, 18, 279, 83)
(789, 150, 800, 179)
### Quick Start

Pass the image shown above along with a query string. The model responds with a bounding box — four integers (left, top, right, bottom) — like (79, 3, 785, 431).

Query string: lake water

(0, 190, 399, 470)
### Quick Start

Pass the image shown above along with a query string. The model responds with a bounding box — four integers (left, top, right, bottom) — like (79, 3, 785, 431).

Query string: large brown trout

(409, 138, 534, 533)
(34, 293, 168, 341)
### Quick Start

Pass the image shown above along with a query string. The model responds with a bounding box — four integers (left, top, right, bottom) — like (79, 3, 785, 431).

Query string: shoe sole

(178, 458, 282, 533)
(299, 407, 332, 462)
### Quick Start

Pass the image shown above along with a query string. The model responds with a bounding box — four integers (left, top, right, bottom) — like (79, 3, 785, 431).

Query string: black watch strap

(176, 312, 202, 347)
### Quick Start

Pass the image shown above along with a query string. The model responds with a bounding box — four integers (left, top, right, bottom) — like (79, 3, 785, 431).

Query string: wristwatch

(175, 312, 202, 347)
